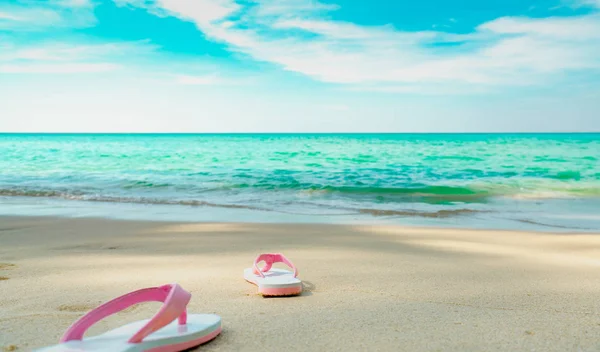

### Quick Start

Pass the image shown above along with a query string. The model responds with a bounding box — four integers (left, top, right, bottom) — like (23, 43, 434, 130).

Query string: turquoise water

(1, 133, 599, 230)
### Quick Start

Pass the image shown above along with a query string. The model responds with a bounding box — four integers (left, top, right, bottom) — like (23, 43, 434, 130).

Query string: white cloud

(0, 63, 119, 74)
(575, 0, 600, 8)
(162, 0, 240, 25)
(479, 15, 600, 40)
(173, 72, 258, 85)
(0, 41, 158, 62)
(115, 0, 240, 26)
(250, 0, 339, 18)
(0, 8, 65, 29)
(272, 19, 440, 42)
(124, 0, 600, 91)
(175, 74, 222, 85)
(0, 41, 158, 75)
(55, 0, 94, 7)
(323, 104, 350, 112)
(3, 0, 599, 92)
(0, 12, 22, 21)
(0, 0, 96, 31)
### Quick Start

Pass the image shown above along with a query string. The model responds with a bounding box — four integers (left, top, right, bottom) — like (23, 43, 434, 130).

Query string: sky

(0, 0, 599, 132)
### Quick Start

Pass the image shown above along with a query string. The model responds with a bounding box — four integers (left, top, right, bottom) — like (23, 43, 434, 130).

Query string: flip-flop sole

(146, 327, 222, 352)
(36, 314, 221, 352)
(244, 268, 303, 297)
(245, 279, 303, 297)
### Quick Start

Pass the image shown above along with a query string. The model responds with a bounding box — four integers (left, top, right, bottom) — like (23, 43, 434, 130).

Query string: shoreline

(0, 213, 597, 235)
(2, 196, 600, 233)
(1, 216, 599, 351)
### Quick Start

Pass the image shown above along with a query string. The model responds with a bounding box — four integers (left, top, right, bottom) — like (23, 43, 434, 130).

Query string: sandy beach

(1, 216, 599, 351)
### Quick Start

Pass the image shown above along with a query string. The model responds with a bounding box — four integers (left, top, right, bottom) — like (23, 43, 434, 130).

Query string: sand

(0, 216, 599, 351)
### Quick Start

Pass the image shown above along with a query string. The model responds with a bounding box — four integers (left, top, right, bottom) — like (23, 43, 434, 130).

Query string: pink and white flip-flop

(244, 253, 303, 297)
(35, 283, 221, 352)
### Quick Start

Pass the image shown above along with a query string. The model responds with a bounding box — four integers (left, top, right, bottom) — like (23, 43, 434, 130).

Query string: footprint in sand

(53, 244, 121, 251)
(57, 303, 99, 312)
(0, 263, 16, 270)
(0, 263, 16, 281)
(58, 303, 140, 313)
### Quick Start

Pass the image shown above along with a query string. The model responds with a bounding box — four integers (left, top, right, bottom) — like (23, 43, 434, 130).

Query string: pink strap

(253, 253, 298, 278)
(60, 283, 191, 344)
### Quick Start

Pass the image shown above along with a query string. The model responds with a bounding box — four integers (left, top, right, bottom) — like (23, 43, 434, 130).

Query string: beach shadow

(302, 280, 316, 295)
(263, 292, 311, 299)
(2, 216, 539, 264)
(261, 282, 315, 299)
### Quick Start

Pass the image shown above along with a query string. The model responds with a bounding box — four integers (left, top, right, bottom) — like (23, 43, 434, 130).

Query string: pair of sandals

(37, 253, 301, 352)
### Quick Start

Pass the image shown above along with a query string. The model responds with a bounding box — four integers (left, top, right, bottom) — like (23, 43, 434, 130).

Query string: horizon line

(0, 132, 599, 135)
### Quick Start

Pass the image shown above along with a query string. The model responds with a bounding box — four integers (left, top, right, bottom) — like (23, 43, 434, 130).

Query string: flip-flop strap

(253, 253, 298, 278)
(60, 283, 191, 344)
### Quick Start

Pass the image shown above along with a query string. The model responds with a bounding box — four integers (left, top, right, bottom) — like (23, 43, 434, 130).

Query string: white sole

(35, 314, 221, 352)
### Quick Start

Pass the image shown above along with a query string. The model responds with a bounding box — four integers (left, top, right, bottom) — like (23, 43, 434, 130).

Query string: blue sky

(1, 0, 599, 132)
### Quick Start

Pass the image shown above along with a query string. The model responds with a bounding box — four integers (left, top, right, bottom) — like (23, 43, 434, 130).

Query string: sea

(0, 133, 599, 231)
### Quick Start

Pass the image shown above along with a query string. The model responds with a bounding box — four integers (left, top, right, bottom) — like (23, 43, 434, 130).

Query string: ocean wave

(354, 208, 486, 218)
(3, 186, 600, 222)
(0, 189, 68, 197)
(122, 180, 173, 189)
(227, 183, 492, 202)
(256, 183, 600, 201)
(3, 179, 600, 203)
(553, 171, 581, 180)
(0, 188, 489, 219)
(0, 188, 485, 218)
(515, 219, 595, 230)
(0, 189, 270, 212)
